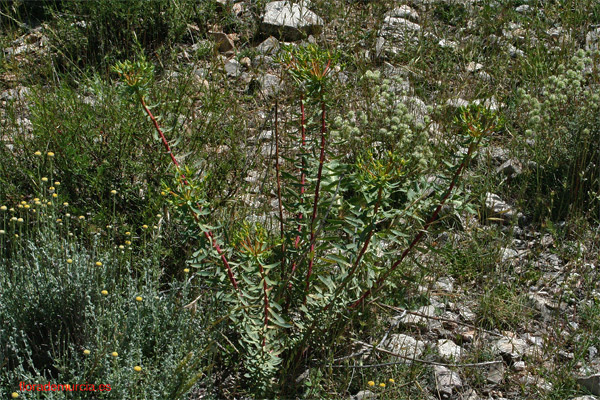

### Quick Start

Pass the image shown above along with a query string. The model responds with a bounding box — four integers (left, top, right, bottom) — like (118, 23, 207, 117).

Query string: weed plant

(0, 159, 213, 399)
(513, 49, 600, 221)
(109, 45, 498, 396)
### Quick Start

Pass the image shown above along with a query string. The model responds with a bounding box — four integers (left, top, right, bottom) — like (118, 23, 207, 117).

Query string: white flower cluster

(331, 70, 432, 171)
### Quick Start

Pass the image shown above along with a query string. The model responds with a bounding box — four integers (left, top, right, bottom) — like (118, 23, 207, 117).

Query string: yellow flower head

(101, 290, 108, 295)
(183, 268, 190, 273)
(110, 190, 117, 195)
(0, 206, 7, 211)
(52, 193, 58, 198)
(41, 177, 48, 182)
(63, 202, 69, 206)
(0, 230, 5, 235)
(17, 218, 23, 223)
(24, 204, 30, 209)
(134, 366, 142, 372)
(119, 245, 125, 250)
(379, 383, 385, 388)
(125, 231, 131, 235)
(388, 378, 395, 383)
(111, 352, 118, 357)
(83, 349, 91, 355)
(55, 181, 60, 186)
(49, 186, 55, 191)
(47, 151, 55, 157)
(125, 240, 131, 245)
(142, 225, 148, 229)
(34, 151, 42, 156)
(95, 261, 102, 267)
(135, 296, 143, 302)
(367, 381, 375, 387)
(79, 215, 85, 220)
(12, 392, 19, 398)
(67, 259, 73, 264)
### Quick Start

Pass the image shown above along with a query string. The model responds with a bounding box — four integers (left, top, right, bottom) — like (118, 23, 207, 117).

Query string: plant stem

(304, 98, 327, 303)
(274, 101, 284, 243)
(350, 140, 478, 309)
(290, 94, 307, 276)
(139, 95, 239, 291)
(323, 187, 383, 311)
(258, 260, 270, 347)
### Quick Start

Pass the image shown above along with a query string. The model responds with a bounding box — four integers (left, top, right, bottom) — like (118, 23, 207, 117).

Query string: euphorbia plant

(114, 49, 496, 396)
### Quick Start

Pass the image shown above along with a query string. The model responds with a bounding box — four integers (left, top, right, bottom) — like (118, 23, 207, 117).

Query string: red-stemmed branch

(350, 141, 478, 309)
(303, 99, 327, 304)
(139, 96, 239, 291)
(290, 93, 308, 277)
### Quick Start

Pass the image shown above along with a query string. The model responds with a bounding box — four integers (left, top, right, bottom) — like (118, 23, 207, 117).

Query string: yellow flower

(42, 177, 48, 182)
(101, 290, 108, 295)
(83, 349, 91, 355)
(183, 268, 190, 273)
(125, 231, 131, 235)
(95, 261, 102, 267)
(67, 259, 73, 264)
(46, 201, 51, 206)
(24, 204, 30, 209)
(111, 352, 118, 357)
(110, 190, 117, 195)
(0, 205, 7, 211)
(125, 240, 131, 245)
(63, 202, 69, 206)
(142, 225, 148, 229)
(367, 381, 375, 387)
(119, 245, 125, 249)
(0, 230, 5, 235)
(379, 383, 385, 388)
(135, 296, 143, 302)
(47, 151, 55, 157)
(156, 214, 162, 218)
(52, 193, 58, 198)
(133, 366, 142, 372)
(34, 151, 42, 156)
(65, 213, 71, 217)
(55, 181, 60, 186)
(12, 392, 19, 398)
(56, 218, 62, 222)
(79, 215, 85, 220)
(388, 378, 395, 383)
(17, 218, 23, 223)
(49, 186, 55, 191)
(10, 217, 17, 221)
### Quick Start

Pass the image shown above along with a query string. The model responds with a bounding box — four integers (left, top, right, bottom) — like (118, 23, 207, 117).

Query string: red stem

(323, 187, 382, 311)
(350, 142, 477, 309)
(304, 99, 327, 303)
(290, 93, 307, 275)
(258, 261, 270, 347)
(274, 102, 284, 242)
(140, 96, 239, 291)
